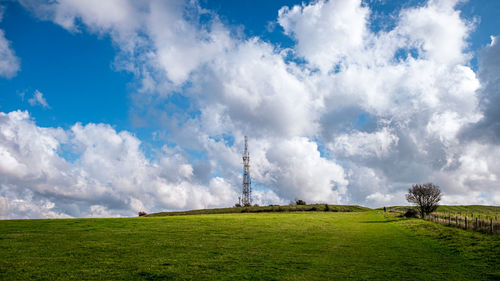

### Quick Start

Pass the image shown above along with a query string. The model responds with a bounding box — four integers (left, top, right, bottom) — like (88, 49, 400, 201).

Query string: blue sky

(1, 0, 500, 218)
(0, 2, 130, 128)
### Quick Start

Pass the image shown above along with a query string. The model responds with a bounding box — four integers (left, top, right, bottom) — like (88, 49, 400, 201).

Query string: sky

(0, 0, 500, 219)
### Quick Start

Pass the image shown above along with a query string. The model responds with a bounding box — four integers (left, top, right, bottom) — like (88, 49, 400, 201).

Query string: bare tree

(406, 183, 441, 219)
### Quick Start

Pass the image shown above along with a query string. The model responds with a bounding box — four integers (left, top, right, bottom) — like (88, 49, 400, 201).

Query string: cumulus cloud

(0, 111, 239, 219)
(366, 192, 394, 205)
(0, 25, 20, 78)
(4, 0, 500, 218)
(397, 0, 472, 65)
(278, 0, 369, 72)
(332, 128, 399, 158)
(28, 90, 50, 108)
(256, 137, 348, 203)
(275, 0, 489, 207)
(462, 36, 500, 143)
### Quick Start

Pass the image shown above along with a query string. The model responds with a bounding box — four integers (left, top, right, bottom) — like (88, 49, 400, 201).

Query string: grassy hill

(436, 205, 500, 216)
(1, 210, 499, 280)
(146, 204, 370, 217)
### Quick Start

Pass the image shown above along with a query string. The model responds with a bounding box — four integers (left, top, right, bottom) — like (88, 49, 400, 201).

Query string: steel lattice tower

(242, 136, 252, 206)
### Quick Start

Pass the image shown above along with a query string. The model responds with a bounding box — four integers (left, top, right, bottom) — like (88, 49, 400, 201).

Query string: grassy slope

(0, 211, 499, 280)
(146, 204, 370, 217)
(389, 205, 500, 217)
(436, 205, 500, 216)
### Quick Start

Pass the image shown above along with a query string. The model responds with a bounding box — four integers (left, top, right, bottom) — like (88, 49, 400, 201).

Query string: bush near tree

(404, 209, 418, 218)
(295, 199, 306, 205)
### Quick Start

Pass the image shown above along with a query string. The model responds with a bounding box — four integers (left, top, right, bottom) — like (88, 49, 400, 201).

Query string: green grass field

(389, 205, 500, 219)
(436, 205, 500, 218)
(1, 210, 499, 280)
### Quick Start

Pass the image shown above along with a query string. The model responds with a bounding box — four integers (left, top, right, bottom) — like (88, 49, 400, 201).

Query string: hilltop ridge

(145, 204, 371, 217)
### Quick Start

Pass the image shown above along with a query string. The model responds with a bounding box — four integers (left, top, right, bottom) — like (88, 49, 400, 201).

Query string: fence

(426, 212, 500, 234)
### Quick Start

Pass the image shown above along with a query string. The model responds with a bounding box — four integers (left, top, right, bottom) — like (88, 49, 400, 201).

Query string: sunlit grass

(1, 211, 498, 280)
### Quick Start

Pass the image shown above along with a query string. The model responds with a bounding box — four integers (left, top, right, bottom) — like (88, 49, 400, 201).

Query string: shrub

(404, 209, 418, 218)
(296, 199, 306, 205)
(138, 211, 147, 217)
(324, 204, 330, 212)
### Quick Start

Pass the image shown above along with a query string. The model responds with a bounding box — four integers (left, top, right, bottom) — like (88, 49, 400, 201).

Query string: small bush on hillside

(324, 204, 330, 211)
(404, 209, 418, 218)
(296, 199, 306, 205)
(138, 211, 147, 217)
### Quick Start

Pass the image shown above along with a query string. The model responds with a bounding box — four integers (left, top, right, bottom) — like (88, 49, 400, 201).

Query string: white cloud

(332, 128, 399, 158)
(0, 29, 20, 78)
(0, 111, 241, 219)
(28, 90, 50, 108)
(397, 0, 472, 65)
(366, 192, 394, 205)
(191, 38, 323, 138)
(256, 137, 348, 203)
(462, 35, 500, 142)
(276, 0, 491, 207)
(0, 4, 19, 78)
(0, 194, 71, 219)
(278, 0, 369, 72)
(146, 1, 232, 85)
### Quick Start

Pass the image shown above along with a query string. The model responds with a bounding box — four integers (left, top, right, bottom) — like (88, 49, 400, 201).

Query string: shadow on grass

(136, 270, 178, 280)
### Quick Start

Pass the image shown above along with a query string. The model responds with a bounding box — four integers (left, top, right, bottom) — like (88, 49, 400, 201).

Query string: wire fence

(388, 207, 500, 234)
(426, 212, 499, 234)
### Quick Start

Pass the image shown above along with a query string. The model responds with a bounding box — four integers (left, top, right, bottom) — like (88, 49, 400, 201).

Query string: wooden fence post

(465, 216, 467, 229)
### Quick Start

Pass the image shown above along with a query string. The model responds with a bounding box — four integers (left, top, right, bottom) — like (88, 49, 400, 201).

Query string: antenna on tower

(242, 136, 252, 206)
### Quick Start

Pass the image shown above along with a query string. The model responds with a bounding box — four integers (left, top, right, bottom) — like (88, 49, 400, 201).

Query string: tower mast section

(242, 136, 252, 206)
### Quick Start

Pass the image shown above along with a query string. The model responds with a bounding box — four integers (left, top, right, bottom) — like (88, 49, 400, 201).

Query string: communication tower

(242, 136, 252, 206)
